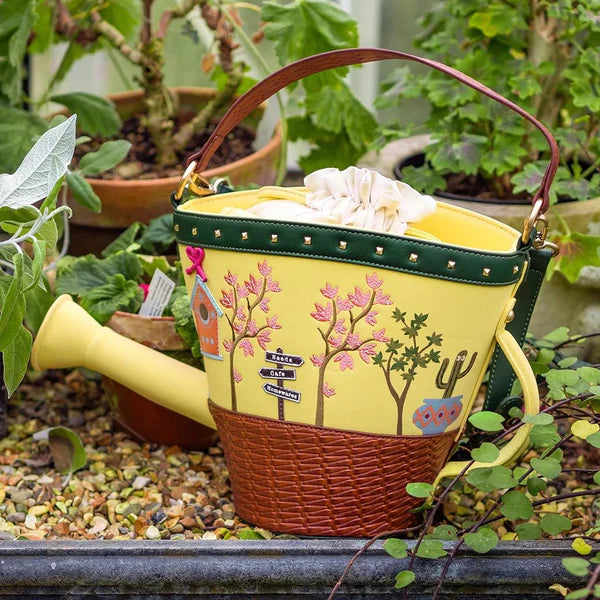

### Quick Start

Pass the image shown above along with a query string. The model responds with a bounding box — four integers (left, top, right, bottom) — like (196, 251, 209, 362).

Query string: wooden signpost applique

(260, 348, 303, 420)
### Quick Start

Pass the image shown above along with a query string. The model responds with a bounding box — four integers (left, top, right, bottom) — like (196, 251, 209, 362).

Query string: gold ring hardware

(522, 199, 559, 256)
(522, 198, 543, 245)
(174, 161, 215, 201)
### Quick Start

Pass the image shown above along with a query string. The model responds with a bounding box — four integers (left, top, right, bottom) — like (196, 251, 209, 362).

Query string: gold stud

(271, 234, 278, 243)
(192, 227, 197, 236)
(482, 267, 491, 277)
(409, 253, 418, 262)
(174, 224, 179, 232)
(375, 246, 384, 256)
(513, 265, 519, 274)
(447, 260, 456, 269)
(338, 241, 347, 250)
(214, 229, 221, 238)
(241, 231, 248, 241)
(304, 236, 312, 245)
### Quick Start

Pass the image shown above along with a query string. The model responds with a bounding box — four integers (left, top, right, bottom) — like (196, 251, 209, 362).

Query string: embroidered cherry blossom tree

(310, 273, 392, 427)
(219, 261, 282, 411)
(372, 309, 443, 435)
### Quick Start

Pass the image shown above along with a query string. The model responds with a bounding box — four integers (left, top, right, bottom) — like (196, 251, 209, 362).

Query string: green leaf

(0, 254, 25, 352)
(522, 413, 554, 425)
(78, 140, 131, 176)
(540, 514, 572, 536)
(529, 423, 561, 448)
(550, 232, 600, 283)
(426, 525, 458, 541)
(262, 0, 358, 65)
(55, 252, 143, 296)
(66, 171, 101, 213)
(2, 325, 32, 396)
(101, 222, 143, 257)
(0, 107, 48, 173)
(468, 411, 505, 432)
(33, 426, 87, 474)
(468, 4, 527, 36)
(401, 165, 446, 195)
(406, 482, 434, 498)
(562, 557, 590, 577)
(169, 292, 196, 351)
(586, 432, 600, 449)
(566, 590, 591, 600)
(530, 457, 562, 480)
(465, 466, 517, 492)
(80, 273, 144, 324)
(50, 92, 121, 137)
(24, 280, 54, 334)
(394, 570, 416, 589)
(594, 472, 600, 486)
(515, 523, 542, 540)
(471, 442, 500, 463)
(527, 476, 547, 496)
(384, 538, 408, 558)
(137, 214, 175, 255)
(572, 538, 593, 556)
(237, 527, 265, 540)
(558, 356, 578, 369)
(578, 367, 600, 386)
(428, 134, 487, 176)
(415, 539, 447, 559)
(463, 528, 498, 553)
(139, 256, 177, 280)
(500, 490, 534, 520)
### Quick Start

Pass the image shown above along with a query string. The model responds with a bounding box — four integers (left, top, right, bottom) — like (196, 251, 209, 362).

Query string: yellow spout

(31, 295, 215, 429)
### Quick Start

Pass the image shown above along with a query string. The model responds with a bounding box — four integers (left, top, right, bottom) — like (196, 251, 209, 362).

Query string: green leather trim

(173, 209, 528, 286)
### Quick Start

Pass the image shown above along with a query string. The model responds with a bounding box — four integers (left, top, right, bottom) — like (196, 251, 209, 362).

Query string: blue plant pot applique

(412, 396, 463, 435)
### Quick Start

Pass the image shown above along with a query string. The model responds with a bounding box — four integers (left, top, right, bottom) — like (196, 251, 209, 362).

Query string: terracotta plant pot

(68, 87, 282, 253)
(360, 136, 600, 360)
(104, 310, 218, 450)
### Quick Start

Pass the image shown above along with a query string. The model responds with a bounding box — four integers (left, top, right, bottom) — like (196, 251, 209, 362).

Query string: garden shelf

(0, 540, 578, 599)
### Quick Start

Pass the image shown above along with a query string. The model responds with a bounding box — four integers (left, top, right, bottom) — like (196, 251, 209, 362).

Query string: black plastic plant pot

(0, 540, 580, 598)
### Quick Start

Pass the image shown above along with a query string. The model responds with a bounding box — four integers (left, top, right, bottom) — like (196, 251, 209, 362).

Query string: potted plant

(365, 0, 600, 358)
(53, 215, 217, 449)
(0, 117, 78, 438)
(9, 0, 376, 250)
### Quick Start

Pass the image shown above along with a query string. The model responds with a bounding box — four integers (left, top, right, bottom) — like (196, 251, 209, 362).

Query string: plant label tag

(138, 269, 175, 317)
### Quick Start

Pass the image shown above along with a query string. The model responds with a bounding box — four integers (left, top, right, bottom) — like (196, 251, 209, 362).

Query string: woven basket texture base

(209, 401, 456, 537)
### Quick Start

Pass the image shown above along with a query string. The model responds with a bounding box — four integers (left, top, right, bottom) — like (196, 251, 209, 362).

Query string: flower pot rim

(85, 86, 282, 188)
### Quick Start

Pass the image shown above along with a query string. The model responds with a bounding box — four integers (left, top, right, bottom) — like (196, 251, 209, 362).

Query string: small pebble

(145, 525, 160, 540)
(131, 476, 151, 490)
(6, 512, 25, 524)
(24, 513, 37, 530)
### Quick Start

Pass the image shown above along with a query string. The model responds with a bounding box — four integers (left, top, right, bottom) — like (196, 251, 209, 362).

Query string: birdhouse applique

(190, 275, 223, 360)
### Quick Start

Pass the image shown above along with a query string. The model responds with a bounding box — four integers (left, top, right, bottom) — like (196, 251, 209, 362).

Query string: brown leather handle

(187, 48, 558, 214)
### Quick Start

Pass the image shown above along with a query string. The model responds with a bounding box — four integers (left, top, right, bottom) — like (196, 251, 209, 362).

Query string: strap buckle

(174, 161, 215, 202)
(522, 199, 559, 256)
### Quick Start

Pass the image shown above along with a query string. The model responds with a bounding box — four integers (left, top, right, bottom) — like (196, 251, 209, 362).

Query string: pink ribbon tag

(185, 246, 208, 282)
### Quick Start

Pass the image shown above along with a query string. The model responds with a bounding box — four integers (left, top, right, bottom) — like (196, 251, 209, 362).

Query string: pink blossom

(220, 289, 234, 308)
(334, 352, 354, 371)
(257, 329, 271, 350)
(334, 319, 347, 334)
(328, 335, 343, 348)
(224, 271, 238, 286)
(237, 283, 249, 299)
(257, 261, 272, 277)
(346, 332, 362, 349)
(336, 296, 353, 311)
(139, 283, 149, 300)
(233, 368, 243, 383)
(245, 274, 263, 295)
(266, 278, 281, 293)
(366, 273, 383, 290)
(348, 286, 371, 308)
(373, 328, 390, 342)
(375, 289, 392, 305)
(320, 282, 338, 299)
(247, 320, 259, 336)
(223, 340, 233, 353)
(322, 382, 336, 398)
(259, 298, 270, 313)
(310, 354, 325, 367)
(311, 302, 333, 322)
(267, 315, 281, 330)
(233, 321, 244, 335)
(236, 306, 246, 321)
(239, 338, 254, 357)
(365, 311, 378, 326)
(359, 342, 377, 364)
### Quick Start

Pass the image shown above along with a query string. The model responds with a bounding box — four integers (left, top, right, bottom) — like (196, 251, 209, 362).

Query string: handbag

(171, 48, 559, 537)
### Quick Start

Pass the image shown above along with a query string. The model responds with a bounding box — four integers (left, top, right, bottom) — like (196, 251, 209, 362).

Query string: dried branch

(90, 13, 151, 67)
(54, 0, 99, 45)
(156, 0, 208, 39)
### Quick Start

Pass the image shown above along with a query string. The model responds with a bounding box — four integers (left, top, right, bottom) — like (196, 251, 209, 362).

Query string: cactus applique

(435, 350, 477, 398)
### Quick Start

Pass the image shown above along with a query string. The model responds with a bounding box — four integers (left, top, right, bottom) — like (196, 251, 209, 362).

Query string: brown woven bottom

(209, 401, 457, 537)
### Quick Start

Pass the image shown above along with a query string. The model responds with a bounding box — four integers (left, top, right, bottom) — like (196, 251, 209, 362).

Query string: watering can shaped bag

(32, 48, 559, 537)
